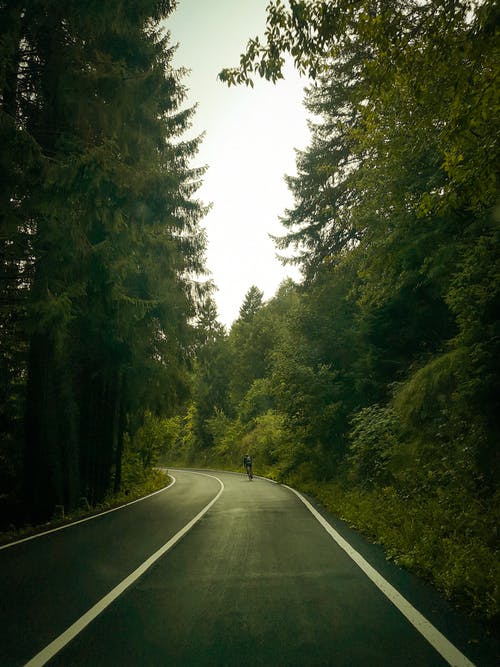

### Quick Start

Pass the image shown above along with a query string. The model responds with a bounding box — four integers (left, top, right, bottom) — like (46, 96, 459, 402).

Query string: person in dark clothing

(243, 454, 253, 479)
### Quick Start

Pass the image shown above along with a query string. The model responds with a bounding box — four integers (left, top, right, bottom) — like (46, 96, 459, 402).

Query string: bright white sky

(166, 0, 310, 328)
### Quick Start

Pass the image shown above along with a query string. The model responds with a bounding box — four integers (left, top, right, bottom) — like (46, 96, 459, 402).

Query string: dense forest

(1, 0, 498, 625)
(0, 0, 210, 524)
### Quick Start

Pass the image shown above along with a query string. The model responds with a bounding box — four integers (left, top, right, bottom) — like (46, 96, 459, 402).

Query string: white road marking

(284, 485, 475, 667)
(1, 476, 177, 552)
(23, 472, 224, 667)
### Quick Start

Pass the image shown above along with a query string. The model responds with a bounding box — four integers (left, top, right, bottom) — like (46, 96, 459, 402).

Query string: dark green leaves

(0, 0, 209, 522)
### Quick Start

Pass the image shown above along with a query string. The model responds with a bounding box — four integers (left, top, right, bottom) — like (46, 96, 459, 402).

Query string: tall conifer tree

(1, 1, 208, 522)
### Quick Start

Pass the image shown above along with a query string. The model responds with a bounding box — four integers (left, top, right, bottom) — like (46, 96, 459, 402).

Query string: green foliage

(206, 411, 245, 463)
(0, 1, 209, 523)
(108, 467, 171, 508)
(238, 378, 274, 424)
(393, 351, 460, 431)
(227, 286, 274, 408)
(347, 405, 399, 488)
(126, 411, 173, 471)
(301, 481, 499, 622)
(179, 405, 304, 482)
(189, 298, 230, 449)
(240, 410, 301, 479)
(237, 285, 264, 322)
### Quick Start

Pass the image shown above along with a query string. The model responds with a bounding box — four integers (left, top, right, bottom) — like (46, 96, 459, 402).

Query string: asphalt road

(0, 469, 497, 666)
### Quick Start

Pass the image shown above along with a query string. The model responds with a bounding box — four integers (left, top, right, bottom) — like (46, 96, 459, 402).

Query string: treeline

(161, 1, 499, 621)
(1, 0, 498, 623)
(0, 1, 209, 525)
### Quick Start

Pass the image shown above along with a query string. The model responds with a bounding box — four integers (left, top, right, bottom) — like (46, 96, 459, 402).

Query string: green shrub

(347, 405, 399, 487)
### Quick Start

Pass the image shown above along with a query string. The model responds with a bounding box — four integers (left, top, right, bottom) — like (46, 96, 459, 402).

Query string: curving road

(0, 470, 497, 666)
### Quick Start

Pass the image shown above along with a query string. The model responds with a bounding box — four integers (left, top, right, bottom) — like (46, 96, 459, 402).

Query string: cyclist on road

(243, 454, 253, 480)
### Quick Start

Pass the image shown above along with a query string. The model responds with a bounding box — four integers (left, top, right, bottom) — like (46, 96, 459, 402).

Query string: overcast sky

(166, 0, 310, 328)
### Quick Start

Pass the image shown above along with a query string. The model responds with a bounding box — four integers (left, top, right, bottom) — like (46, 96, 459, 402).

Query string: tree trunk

(0, 1, 23, 118)
(24, 328, 79, 522)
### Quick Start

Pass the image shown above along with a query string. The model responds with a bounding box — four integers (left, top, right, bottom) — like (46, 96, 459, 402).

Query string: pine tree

(1, 1, 208, 522)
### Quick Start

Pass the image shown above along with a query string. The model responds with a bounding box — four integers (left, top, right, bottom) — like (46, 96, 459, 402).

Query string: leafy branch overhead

(220, 0, 466, 85)
(219, 0, 346, 85)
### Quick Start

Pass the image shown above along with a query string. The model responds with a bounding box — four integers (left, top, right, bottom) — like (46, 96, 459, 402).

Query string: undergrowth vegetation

(298, 481, 500, 624)
(157, 403, 499, 624)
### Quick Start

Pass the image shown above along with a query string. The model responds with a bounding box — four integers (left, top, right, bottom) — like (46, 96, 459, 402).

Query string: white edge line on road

(284, 484, 475, 667)
(1, 475, 177, 552)
(24, 472, 224, 667)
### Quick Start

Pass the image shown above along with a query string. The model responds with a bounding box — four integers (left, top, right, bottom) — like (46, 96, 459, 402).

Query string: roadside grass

(293, 478, 500, 627)
(0, 468, 171, 548)
(162, 453, 499, 627)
